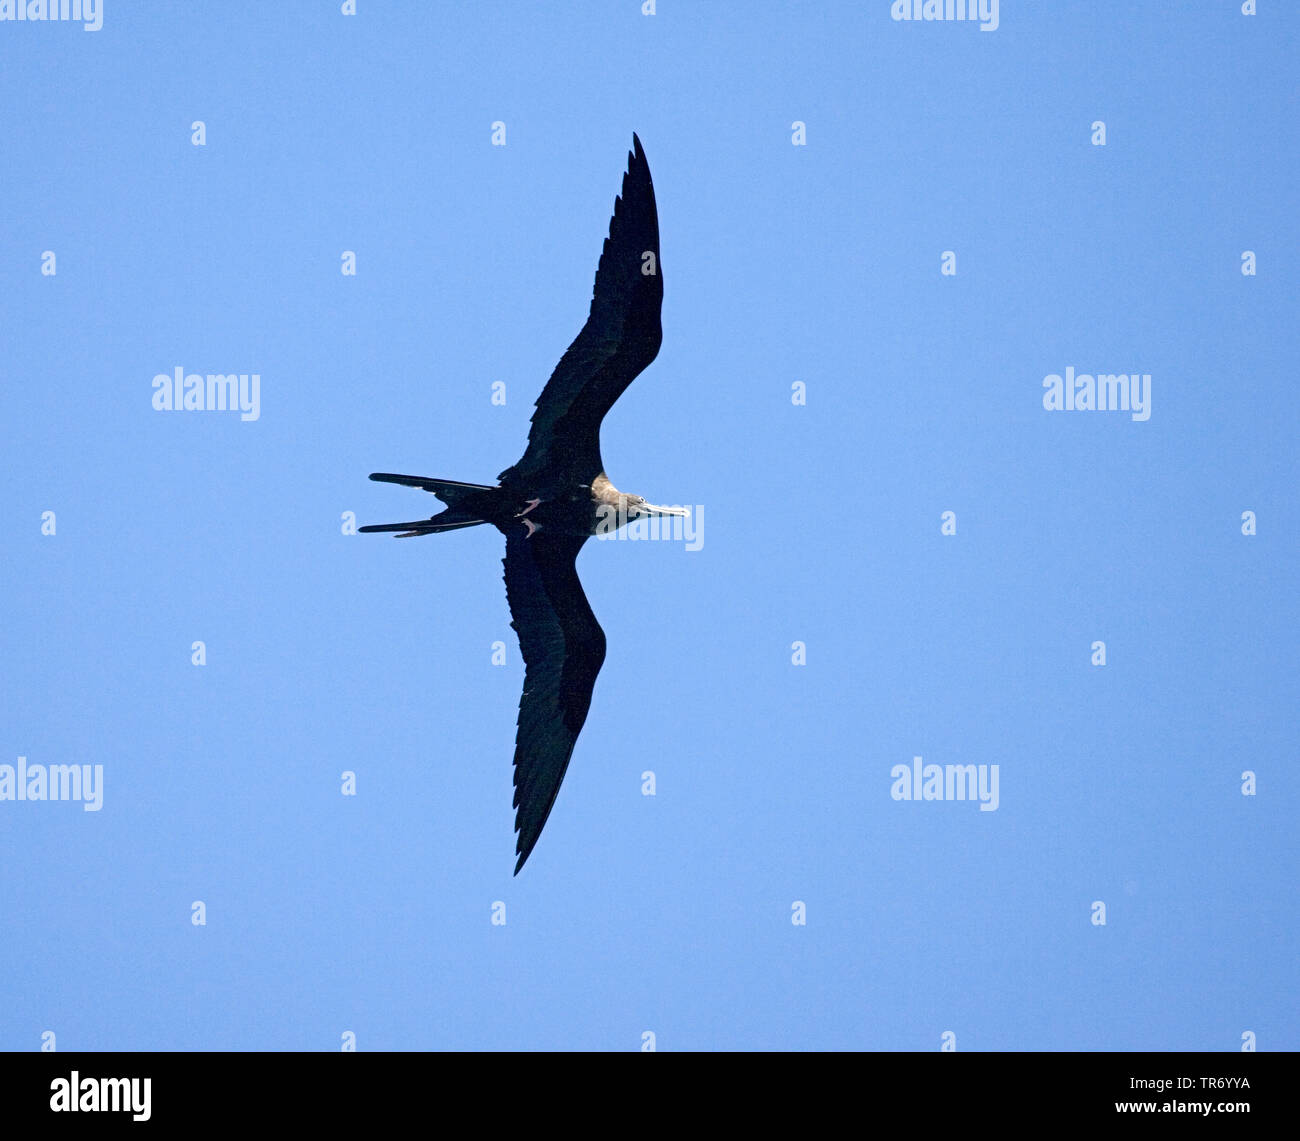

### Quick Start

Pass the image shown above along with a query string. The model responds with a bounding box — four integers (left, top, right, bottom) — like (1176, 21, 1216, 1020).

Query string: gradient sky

(1, 1, 1296, 1051)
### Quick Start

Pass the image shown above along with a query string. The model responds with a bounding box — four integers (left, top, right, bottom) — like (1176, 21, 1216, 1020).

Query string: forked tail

(359, 473, 497, 538)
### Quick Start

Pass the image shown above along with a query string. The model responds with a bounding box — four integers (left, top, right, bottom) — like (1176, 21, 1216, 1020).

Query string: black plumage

(362, 134, 685, 872)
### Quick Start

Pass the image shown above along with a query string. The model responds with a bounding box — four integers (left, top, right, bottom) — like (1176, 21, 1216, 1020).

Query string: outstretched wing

(498, 133, 663, 489)
(502, 531, 607, 873)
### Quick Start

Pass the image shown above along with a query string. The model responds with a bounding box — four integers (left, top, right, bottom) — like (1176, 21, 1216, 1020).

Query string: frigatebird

(361, 134, 686, 873)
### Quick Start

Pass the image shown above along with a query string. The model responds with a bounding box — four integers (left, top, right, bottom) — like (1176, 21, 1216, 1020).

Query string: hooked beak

(639, 503, 690, 518)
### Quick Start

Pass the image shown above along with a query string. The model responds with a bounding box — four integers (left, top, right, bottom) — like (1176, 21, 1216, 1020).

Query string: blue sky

(1, 1, 1296, 1051)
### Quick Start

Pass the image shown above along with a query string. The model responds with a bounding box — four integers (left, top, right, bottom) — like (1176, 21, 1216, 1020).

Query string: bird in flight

(362, 134, 686, 874)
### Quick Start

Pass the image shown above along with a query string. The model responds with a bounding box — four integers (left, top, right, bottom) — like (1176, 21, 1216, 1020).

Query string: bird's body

(362, 135, 685, 873)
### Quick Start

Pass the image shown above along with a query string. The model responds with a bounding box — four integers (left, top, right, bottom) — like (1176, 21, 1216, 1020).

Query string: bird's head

(623, 494, 690, 522)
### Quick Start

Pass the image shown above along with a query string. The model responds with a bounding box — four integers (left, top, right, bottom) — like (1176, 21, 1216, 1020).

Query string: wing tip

(513, 833, 535, 875)
(629, 132, 648, 174)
